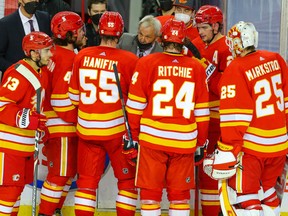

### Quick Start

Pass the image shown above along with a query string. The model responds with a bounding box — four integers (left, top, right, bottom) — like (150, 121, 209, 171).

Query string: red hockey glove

(16, 108, 47, 131)
(194, 139, 208, 166)
(122, 135, 138, 167)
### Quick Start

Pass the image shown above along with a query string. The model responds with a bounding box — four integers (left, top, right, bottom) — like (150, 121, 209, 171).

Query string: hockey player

(192, 5, 232, 216)
(38, 11, 85, 216)
(157, 0, 199, 43)
(124, 19, 210, 216)
(68, 11, 138, 216)
(0, 31, 53, 215)
(203, 21, 288, 216)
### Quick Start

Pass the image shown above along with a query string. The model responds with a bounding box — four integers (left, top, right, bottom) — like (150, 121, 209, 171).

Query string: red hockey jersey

(0, 60, 49, 156)
(69, 46, 138, 140)
(193, 36, 232, 122)
(44, 45, 77, 138)
(157, 15, 199, 42)
(126, 52, 210, 154)
(219, 50, 288, 157)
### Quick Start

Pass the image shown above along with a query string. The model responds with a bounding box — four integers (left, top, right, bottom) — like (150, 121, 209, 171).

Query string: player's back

(69, 46, 138, 140)
(127, 52, 210, 153)
(220, 50, 288, 157)
(138, 52, 207, 121)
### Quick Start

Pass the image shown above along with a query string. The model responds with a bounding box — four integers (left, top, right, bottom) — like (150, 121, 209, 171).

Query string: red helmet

(195, 5, 223, 25)
(161, 19, 186, 44)
(51, 11, 84, 39)
(99, 11, 124, 37)
(22, 31, 53, 56)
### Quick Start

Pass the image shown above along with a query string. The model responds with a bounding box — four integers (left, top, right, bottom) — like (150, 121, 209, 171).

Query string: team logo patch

(12, 174, 20, 182)
(186, 177, 191, 183)
(122, 168, 129, 174)
(49, 161, 53, 167)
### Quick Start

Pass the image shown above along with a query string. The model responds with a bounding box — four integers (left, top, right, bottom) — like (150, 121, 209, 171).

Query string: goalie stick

(112, 64, 134, 149)
(218, 179, 237, 216)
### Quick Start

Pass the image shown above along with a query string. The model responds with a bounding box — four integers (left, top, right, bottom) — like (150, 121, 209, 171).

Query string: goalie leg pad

(234, 206, 275, 216)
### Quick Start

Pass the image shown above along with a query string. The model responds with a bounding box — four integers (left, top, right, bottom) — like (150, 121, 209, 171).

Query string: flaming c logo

(179, 0, 187, 3)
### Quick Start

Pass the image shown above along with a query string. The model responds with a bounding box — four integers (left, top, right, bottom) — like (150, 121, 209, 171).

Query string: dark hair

(100, 35, 120, 43)
(52, 31, 76, 46)
(162, 42, 183, 53)
(87, 0, 107, 10)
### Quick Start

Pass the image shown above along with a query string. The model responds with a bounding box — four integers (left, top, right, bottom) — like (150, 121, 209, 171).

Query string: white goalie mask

(226, 21, 258, 57)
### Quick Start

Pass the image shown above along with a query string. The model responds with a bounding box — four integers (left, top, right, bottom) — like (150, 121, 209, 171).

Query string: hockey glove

(203, 146, 240, 180)
(194, 139, 209, 166)
(122, 135, 138, 167)
(16, 108, 47, 131)
(194, 57, 217, 82)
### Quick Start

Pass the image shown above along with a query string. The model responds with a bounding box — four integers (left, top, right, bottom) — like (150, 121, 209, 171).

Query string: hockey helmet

(51, 11, 84, 39)
(99, 11, 124, 37)
(226, 21, 258, 57)
(173, 0, 194, 10)
(22, 31, 53, 56)
(195, 5, 223, 25)
(161, 19, 186, 44)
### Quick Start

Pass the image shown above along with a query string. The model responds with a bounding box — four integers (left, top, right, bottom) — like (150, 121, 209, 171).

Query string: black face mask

(136, 36, 153, 51)
(91, 13, 103, 25)
(23, 1, 39, 14)
(159, 0, 173, 11)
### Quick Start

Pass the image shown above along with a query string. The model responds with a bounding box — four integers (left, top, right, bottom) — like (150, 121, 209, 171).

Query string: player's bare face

(137, 25, 157, 44)
(39, 46, 53, 66)
(75, 26, 86, 48)
(197, 23, 213, 43)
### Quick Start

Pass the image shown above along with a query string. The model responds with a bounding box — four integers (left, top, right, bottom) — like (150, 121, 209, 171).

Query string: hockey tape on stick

(113, 64, 134, 148)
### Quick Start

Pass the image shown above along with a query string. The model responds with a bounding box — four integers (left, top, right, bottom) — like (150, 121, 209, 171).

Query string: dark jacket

(85, 22, 101, 47)
(0, 9, 51, 73)
(37, 0, 71, 19)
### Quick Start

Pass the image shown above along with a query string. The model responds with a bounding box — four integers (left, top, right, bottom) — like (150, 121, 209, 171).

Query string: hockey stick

(14, 64, 42, 216)
(194, 166, 199, 216)
(32, 87, 42, 216)
(112, 64, 134, 148)
(184, 39, 202, 59)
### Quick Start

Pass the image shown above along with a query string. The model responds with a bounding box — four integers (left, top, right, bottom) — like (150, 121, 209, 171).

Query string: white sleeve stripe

(220, 114, 252, 122)
(127, 99, 147, 110)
